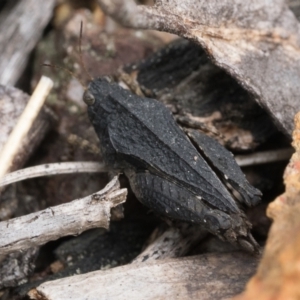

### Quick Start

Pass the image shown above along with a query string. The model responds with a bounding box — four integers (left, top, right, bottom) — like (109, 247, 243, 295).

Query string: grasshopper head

(82, 77, 113, 106)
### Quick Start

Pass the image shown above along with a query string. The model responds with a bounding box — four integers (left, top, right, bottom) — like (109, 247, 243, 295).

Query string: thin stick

(0, 162, 107, 187)
(235, 148, 293, 167)
(0, 147, 290, 187)
(0, 176, 127, 257)
(0, 76, 53, 180)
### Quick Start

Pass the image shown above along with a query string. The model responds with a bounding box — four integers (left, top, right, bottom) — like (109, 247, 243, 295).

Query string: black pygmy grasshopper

(83, 77, 262, 253)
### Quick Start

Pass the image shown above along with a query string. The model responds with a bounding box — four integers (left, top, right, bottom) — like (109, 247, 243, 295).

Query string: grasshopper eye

(83, 90, 95, 106)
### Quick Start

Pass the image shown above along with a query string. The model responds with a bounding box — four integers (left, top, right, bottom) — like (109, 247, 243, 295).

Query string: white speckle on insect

(194, 156, 198, 161)
(224, 175, 228, 180)
(204, 219, 207, 223)
(197, 196, 202, 200)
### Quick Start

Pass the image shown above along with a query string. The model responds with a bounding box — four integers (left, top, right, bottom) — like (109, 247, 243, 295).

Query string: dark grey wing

(107, 92, 239, 214)
(187, 130, 262, 207)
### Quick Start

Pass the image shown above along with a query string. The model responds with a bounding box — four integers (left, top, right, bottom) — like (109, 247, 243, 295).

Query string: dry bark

(98, 0, 300, 136)
(0, 176, 126, 258)
(0, 0, 55, 85)
(119, 38, 278, 151)
(234, 112, 300, 299)
(28, 252, 258, 300)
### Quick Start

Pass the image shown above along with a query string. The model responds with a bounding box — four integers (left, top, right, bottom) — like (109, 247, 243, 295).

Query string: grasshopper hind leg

(125, 169, 260, 254)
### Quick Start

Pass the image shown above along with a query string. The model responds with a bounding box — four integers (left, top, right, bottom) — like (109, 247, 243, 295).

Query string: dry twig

(235, 148, 293, 167)
(0, 176, 126, 257)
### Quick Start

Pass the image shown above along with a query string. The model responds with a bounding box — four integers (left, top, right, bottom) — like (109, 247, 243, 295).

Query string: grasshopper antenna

(43, 22, 93, 89)
(78, 21, 94, 82)
(43, 63, 87, 89)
